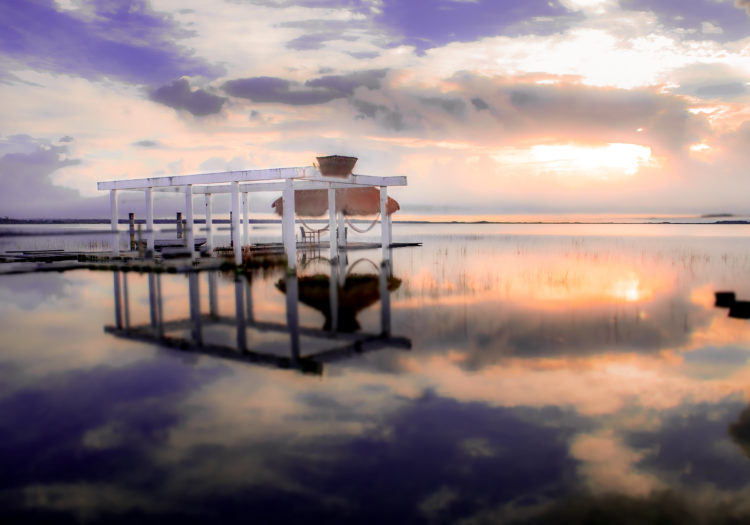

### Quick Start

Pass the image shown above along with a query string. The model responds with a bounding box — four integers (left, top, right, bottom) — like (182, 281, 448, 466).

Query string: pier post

(188, 272, 202, 345)
(145, 187, 154, 253)
(380, 261, 391, 336)
(176, 212, 183, 239)
(110, 189, 119, 256)
(113, 271, 123, 329)
(148, 273, 159, 328)
(285, 273, 300, 364)
(204, 193, 213, 254)
(242, 192, 249, 248)
(231, 181, 241, 265)
(380, 186, 391, 260)
(337, 211, 346, 250)
(208, 271, 218, 318)
(245, 276, 254, 322)
(328, 188, 337, 260)
(329, 260, 339, 333)
(282, 179, 296, 269)
(234, 278, 247, 351)
(129, 213, 135, 251)
(185, 184, 195, 260)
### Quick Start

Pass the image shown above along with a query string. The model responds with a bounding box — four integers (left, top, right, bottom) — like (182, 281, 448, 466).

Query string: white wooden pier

(98, 166, 407, 268)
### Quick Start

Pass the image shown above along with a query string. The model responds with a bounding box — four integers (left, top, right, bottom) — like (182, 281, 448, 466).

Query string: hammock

(345, 213, 381, 234)
(298, 215, 330, 234)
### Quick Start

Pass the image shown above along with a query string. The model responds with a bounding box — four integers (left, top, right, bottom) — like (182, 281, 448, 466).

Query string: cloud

(150, 78, 226, 116)
(376, 0, 575, 51)
(0, 135, 82, 217)
(223, 69, 387, 105)
(58, 136, 74, 143)
(735, 0, 750, 16)
(620, 0, 749, 42)
(471, 97, 489, 111)
(0, 0, 219, 84)
(286, 32, 357, 50)
(132, 139, 163, 148)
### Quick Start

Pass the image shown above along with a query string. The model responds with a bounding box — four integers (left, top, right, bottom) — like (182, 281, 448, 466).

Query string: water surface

(1, 224, 750, 523)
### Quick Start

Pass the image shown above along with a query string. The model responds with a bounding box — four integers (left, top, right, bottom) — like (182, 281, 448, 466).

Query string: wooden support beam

(97, 166, 315, 190)
(231, 181, 241, 265)
(282, 179, 296, 269)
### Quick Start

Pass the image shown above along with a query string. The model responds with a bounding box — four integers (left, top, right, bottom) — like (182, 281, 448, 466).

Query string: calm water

(2, 224, 750, 523)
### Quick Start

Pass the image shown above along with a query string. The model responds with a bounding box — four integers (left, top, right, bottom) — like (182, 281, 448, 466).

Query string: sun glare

(530, 143, 652, 177)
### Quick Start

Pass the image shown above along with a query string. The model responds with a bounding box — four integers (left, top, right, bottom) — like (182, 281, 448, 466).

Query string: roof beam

(97, 166, 315, 190)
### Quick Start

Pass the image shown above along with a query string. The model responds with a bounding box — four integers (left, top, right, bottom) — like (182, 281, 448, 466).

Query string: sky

(2, 0, 750, 218)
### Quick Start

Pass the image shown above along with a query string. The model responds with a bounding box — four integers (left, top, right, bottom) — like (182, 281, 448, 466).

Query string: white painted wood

(185, 184, 195, 259)
(380, 186, 389, 259)
(328, 187, 337, 260)
(231, 181, 241, 265)
(110, 189, 119, 231)
(282, 179, 296, 269)
(150, 178, 406, 194)
(110, 189, 119, 256)
(337, 211, 346, 250)
(145, 187, 154, 252)
(311, 173, 407, 187)
(242, 192, 249, 247)
(97, 166, 315, 190)
(204, 193, 213, 252)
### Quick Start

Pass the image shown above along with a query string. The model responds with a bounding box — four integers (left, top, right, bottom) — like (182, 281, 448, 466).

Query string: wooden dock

(0, 241, 421, 275)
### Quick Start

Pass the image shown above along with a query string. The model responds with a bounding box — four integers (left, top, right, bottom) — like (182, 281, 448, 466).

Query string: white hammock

(345, 213, 381, 234)
(298, 215, 330, 234)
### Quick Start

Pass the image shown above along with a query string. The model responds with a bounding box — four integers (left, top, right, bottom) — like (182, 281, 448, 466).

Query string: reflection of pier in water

(104, 260, 410, 375)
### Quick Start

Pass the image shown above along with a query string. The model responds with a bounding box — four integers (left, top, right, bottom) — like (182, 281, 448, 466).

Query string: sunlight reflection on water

(1, 223, 749, 523)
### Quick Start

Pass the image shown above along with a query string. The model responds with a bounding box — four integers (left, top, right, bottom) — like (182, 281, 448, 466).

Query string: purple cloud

(286, 32, 358, 50)
(737, 0, 750, 15)
(0, 136, 83, 218)
(376, 0, 574, 52)
(0, 0, 219, 84)
(150, 78, 226, 116)
(224, 70, 387, 105)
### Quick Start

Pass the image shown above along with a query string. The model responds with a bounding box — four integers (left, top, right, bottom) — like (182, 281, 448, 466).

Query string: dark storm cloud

(223, 69, 387, 105)
(150, 78, 227, 116)
(376, 0, 575, 52)
(620, 0, 750, 42)
(0, 0, 219, 84)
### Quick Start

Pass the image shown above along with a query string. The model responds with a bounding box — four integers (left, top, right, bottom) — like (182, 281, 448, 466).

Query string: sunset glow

(1, 0, 750, 216)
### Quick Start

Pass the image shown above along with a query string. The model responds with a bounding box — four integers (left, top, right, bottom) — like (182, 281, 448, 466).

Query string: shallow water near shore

(1, 223, 750, 523)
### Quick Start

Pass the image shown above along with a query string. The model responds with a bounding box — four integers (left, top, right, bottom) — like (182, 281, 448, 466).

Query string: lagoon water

(2, 223, 750, 523)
